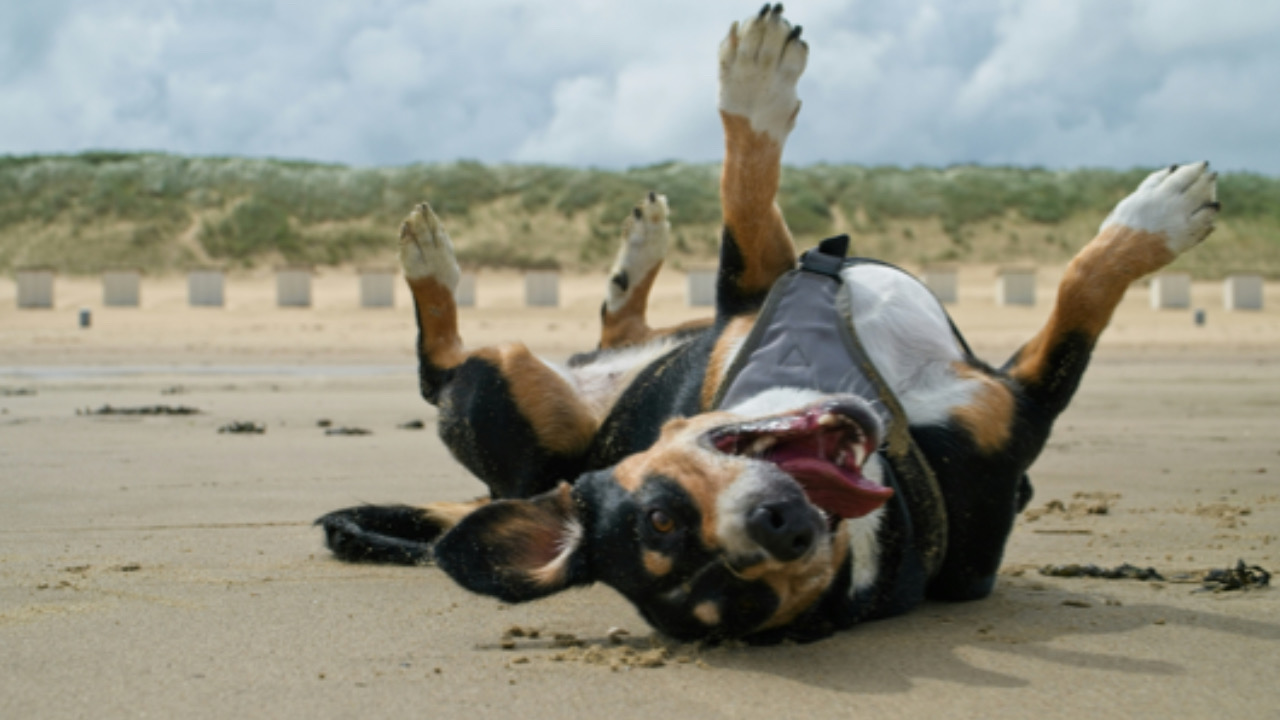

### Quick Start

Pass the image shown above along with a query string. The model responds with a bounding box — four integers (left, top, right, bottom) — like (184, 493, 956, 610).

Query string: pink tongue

(777, 457, 894, 519)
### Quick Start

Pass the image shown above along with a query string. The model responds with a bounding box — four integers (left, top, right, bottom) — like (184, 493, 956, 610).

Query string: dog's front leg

(1006, 163, 1220, 414)
(401, 203, 598, 499)
(715, 5, 806, 318)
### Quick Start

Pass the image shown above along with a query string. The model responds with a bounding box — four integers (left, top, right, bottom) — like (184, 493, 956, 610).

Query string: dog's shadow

(694, 578, 1279, 693)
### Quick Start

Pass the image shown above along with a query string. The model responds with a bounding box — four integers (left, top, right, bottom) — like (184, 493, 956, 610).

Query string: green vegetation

(2, 152, 1278, 277)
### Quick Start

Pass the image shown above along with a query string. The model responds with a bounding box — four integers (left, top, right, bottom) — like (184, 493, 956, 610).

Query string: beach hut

(524, 271, 559, 308)
(16, 268, 54, 309)
(922, 265, 958, 304)
(686, 267, 716, 307)
(188, 270, 225, 307)
(359, 268, 396, 308)
(1150, 273, 1191, 309)
(276, 267, 312, 308)
(102, 270, 141, 307)
(996, 267, 1036, 307)
(1224, 274, 1264, 311)
(456, 272, 477, 308)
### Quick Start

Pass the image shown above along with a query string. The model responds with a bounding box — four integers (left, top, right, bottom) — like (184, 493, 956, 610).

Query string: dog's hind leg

(595, 192, 714, 351)
(401, 203, 599, 499)
(598, 192, 671, 349)
(1006, 163, 1219, 414)
(715, 4, 806, 318)
(401, 201, 465, 402)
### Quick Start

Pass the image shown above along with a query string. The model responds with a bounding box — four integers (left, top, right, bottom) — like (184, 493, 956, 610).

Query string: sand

(2, 269, 1278, 719)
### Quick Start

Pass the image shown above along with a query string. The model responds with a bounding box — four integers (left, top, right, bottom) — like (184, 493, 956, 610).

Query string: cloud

(1, 0, 1278, 173)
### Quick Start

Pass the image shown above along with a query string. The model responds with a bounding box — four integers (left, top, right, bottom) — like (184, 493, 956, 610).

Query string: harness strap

(712, 235, 949, 579)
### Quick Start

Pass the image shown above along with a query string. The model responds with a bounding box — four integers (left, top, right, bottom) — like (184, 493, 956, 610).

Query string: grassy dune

(2, 152, 1278, 277)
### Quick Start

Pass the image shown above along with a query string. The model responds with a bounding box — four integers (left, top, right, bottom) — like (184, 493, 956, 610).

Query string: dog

(318, 4, 1219, 643)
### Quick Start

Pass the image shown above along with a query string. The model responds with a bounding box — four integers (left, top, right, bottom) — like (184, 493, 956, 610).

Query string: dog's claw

(1102, 160, 1219, 256)
(399, 201, 461, 290)
(718, 4, 807, 142)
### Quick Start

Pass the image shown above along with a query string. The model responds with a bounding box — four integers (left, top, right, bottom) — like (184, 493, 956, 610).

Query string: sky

(3, 0, 1279, 173)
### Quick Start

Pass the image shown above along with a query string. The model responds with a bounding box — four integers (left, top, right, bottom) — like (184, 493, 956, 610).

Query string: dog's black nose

(747, 498, 816, 561)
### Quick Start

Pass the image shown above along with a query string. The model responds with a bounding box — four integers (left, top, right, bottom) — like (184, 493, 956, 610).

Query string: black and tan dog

(319, 5, 1219, 643)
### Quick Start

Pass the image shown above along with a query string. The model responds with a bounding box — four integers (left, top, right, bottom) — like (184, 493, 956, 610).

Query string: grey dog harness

(712, 235, 950, 590)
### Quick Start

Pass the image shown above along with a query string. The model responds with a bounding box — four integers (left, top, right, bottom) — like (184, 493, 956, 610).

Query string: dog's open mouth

(708, 398, 894, 521)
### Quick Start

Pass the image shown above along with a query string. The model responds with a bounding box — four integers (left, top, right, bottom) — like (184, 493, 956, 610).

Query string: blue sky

(3, 0, 1278, 173)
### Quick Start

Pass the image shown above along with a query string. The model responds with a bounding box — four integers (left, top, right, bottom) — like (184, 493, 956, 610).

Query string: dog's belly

(561, 335, 696, 422)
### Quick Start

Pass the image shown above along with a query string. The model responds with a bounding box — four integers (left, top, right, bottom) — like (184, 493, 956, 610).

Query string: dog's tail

(315, 504, 443, 565)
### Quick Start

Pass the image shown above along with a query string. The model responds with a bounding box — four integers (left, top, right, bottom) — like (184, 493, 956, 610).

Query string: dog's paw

(400, 202, 461, 291)
(1101, 161, 1220, 257)
(606, 192, 670, 313)
(718, 4, 808, 143)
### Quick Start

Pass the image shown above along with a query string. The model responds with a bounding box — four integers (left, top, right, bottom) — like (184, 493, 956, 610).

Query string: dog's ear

(433, 482, 591, 603)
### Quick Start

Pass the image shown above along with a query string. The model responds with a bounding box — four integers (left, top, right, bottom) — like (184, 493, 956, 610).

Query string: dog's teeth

(818, 413, 839, 427)
(749, 437, 776, 456)
(852, 444, 867, 466)
(835, 449, 848, 465)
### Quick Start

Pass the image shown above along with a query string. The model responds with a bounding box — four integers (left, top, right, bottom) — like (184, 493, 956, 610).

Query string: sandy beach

(3, 269, 1278, 719)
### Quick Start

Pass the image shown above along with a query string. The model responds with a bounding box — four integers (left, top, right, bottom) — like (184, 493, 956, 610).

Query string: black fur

(316, 505, 438, 565)
(715, 227, 772, 319)
(436, 357, 587, 499)
(611, 270, 629, 292)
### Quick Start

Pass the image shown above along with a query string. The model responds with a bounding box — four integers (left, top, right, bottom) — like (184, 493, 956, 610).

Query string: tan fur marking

(693, 601, 722, 627)
(611, 413, 742, 548)
(736, 522, 849, 631)
(600, 264, 664, 349)
(407, 276, 465, 369)
(757, 564, 835, 630)
(1012, 226, 1174, 385)
(473, 345, 598, 455)
(421, 498, 490, 533)
(701, 314, 757, 410)
(643, 550, 674, 578)
(611, 454, 648, 493)
(646, 449, 725, 549)
(950, 364, 1016, 453)
(720, 112, 797, 297)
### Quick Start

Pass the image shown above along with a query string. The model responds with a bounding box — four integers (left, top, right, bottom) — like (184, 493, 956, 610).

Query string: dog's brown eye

(648, 509, 675, 534)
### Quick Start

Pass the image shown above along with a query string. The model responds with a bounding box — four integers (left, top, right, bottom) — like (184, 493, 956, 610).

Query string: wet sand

(2, 270, 1278, 718)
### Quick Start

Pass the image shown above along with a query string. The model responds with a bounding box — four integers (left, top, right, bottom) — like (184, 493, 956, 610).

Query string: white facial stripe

(714, 464, 776, 559)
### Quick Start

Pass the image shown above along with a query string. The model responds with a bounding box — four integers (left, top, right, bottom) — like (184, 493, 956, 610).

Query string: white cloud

(1, 0, 1278, 173)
